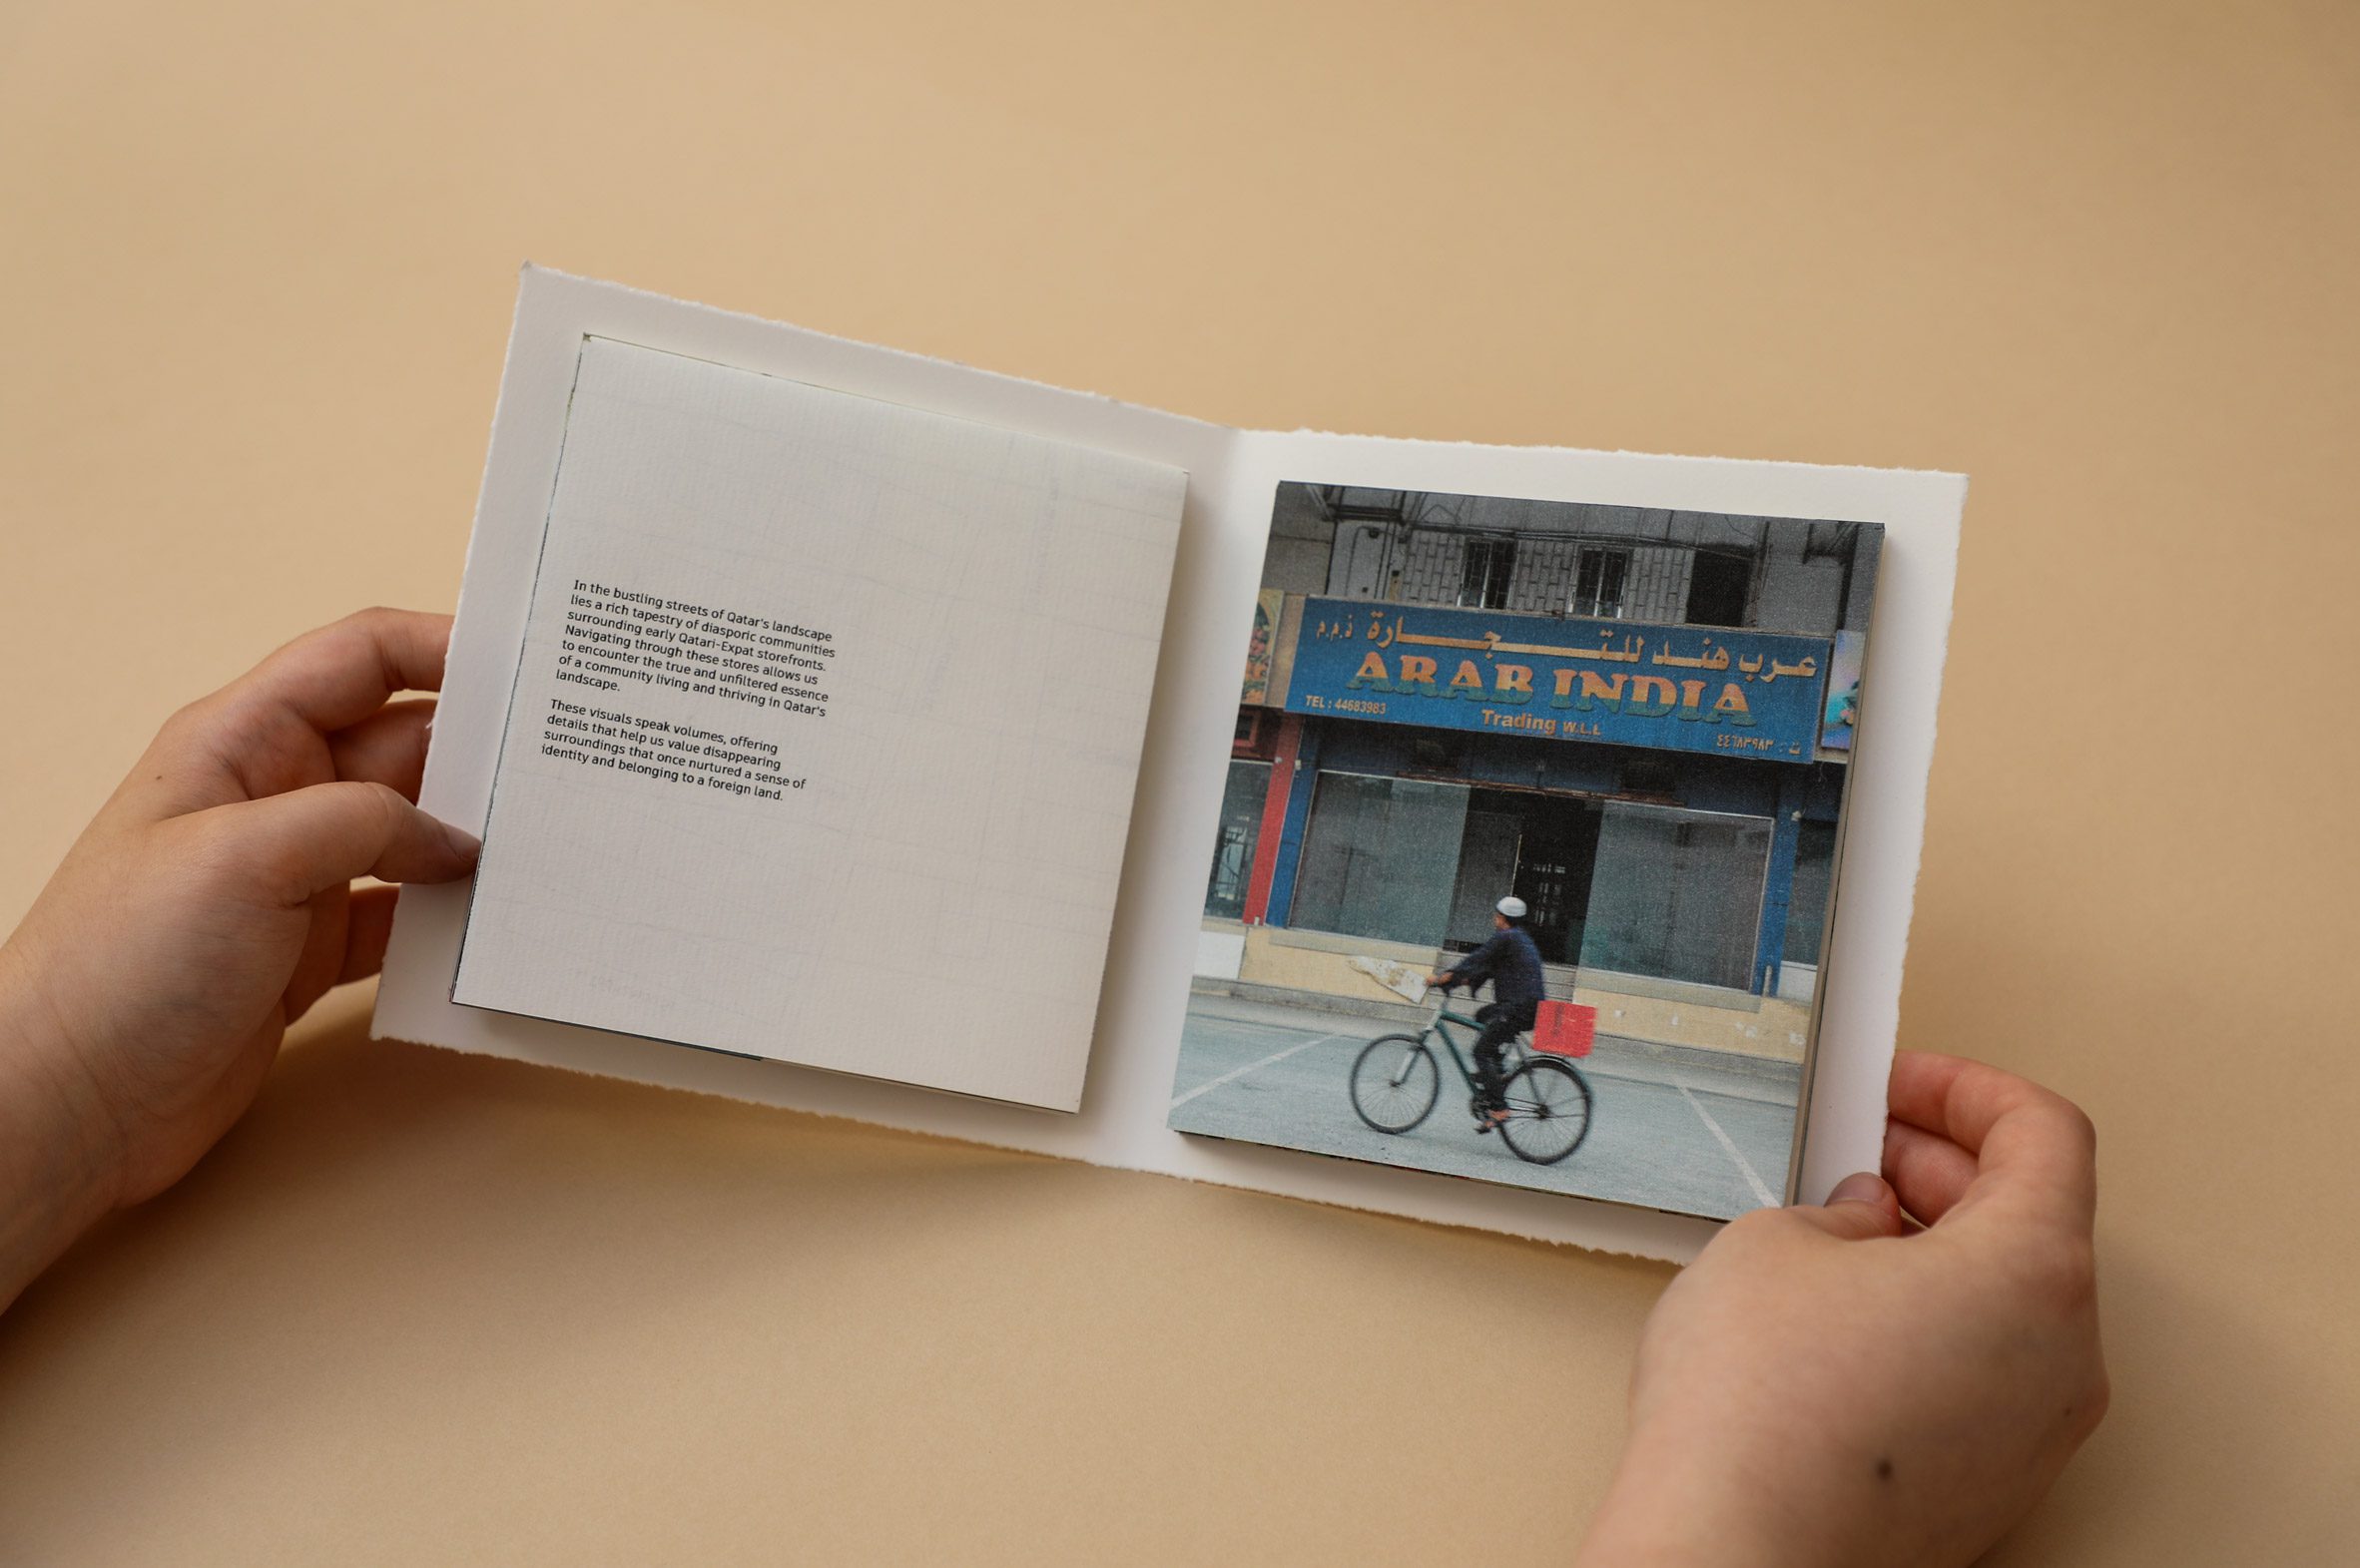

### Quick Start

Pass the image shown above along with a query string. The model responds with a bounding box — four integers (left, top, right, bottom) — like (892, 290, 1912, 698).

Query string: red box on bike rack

(1533, 1000, 1596, 1057)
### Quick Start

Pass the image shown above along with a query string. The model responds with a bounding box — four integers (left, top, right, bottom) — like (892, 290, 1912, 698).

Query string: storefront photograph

(1169, 484, 1883, 1220)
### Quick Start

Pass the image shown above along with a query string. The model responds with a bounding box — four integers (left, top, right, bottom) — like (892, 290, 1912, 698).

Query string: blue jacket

(1445, 925, 1547, 1013)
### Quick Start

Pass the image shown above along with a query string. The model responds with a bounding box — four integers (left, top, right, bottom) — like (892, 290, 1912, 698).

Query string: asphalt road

(1167, 991, 1802, 1221)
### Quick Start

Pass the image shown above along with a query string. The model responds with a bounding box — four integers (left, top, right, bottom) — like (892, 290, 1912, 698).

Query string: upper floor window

(1685, 550, 1753, 627)
(1459, 538, 1517, 609)
(1572, 546, 1628, 618)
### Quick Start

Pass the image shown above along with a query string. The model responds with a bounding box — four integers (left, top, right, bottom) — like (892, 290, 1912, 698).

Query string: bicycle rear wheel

(1350, 1035, 1440, 1134)
(1497, 1058, 1593, 1165)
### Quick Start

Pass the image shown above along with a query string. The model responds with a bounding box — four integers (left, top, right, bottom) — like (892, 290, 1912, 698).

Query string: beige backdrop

(2, 2, 2355, 1561)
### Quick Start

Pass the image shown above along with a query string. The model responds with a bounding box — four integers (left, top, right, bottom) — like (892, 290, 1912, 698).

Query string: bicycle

(1347, 988, 1594, 1166)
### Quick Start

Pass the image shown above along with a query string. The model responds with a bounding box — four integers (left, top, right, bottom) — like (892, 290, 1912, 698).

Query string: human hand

(1573, 1052, 2107, 1568)
(0, 609, 478, 1307)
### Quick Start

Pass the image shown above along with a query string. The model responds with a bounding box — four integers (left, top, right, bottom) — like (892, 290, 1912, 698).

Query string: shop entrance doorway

(1444, 788, 1605, 965)
(1502, 791, 1604, 964)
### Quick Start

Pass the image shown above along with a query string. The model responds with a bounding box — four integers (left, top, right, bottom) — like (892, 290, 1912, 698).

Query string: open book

(377, 266, 1960, 1262)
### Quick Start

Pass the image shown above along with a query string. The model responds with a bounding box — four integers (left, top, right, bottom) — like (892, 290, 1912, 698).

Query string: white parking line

(1169, 1030, 1357, 1110)
(1676, 1083, 1778, 1210)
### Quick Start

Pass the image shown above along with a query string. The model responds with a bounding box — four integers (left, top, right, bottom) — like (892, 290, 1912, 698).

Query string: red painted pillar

(1241, 713, 1303, 925)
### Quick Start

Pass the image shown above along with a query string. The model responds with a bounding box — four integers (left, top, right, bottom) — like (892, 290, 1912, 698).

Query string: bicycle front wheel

(1350, 1035, 1440, 1134)
(1497, 1058, 1594, 1166)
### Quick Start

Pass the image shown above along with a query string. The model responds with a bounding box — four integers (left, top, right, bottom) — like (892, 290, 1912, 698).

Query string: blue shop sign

(1284, 597, 1831, 761)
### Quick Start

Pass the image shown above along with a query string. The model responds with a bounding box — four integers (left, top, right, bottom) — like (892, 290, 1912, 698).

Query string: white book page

(377, 267, 1959, 1263)
(447, 336, 1187, 1110)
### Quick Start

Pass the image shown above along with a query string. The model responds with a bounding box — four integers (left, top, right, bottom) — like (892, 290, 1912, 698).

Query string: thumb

(1787, 1171, 1906, 1241)
(216, 781, 481, 901)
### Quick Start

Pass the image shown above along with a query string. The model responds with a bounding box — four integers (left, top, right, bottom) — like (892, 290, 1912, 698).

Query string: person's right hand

(1573, 1052, 2108, 1568)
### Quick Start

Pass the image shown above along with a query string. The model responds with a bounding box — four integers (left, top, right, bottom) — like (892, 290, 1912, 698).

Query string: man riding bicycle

(1426, 896, 1546, 1132)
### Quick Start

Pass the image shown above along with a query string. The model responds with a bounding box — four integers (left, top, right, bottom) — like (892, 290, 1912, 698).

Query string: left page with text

(446, 334, 1188, 1111)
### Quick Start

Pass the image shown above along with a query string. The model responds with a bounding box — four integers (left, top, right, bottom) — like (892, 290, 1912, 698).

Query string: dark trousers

(1473, 1000, 1538, 1105)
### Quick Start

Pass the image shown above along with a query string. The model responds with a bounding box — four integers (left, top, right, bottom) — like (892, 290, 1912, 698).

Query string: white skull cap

(1495, 896, 1528, 919)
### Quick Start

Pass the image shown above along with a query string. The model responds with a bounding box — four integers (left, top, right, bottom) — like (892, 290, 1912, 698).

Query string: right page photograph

(1169, 484, 1883, 1221)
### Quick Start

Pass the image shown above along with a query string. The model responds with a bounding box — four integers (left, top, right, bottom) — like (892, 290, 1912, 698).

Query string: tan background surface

(2, 1, 2354, 1560)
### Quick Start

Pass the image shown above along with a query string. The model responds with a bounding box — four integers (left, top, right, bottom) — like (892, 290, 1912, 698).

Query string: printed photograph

(1169, 485, 1884, 1220)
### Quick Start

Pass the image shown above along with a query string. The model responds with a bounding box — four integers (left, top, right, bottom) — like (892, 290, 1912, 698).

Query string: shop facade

(1199, 593, 1855, 1065)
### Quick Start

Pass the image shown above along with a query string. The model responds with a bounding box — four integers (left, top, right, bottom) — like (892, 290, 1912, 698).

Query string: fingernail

(442, 820, 482, 861)
(1828, 1171, 1887, 1206)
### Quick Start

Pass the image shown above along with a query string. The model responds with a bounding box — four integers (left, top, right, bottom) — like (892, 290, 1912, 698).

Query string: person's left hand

(0, 609, 478, 1306)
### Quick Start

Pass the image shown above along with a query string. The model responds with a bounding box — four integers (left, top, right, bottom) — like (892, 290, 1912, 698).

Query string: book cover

(375, 266, 1961, 1261)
